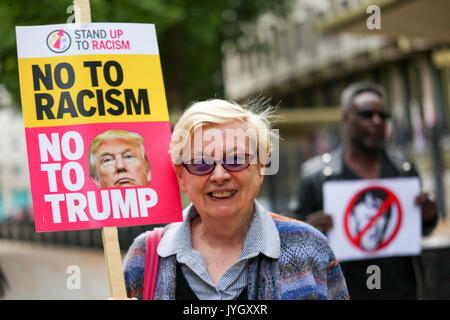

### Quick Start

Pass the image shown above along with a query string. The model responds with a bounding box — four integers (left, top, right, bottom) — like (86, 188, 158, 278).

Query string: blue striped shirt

(157, 201, 280, 300)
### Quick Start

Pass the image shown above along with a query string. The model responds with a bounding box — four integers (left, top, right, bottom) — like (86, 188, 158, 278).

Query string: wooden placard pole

(74, 0, 91, 23)
(73, 0, 127, 299)
(101, 226, 127, 298)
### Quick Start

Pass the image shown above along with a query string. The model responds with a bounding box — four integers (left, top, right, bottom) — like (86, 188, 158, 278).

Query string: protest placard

(323, 177, 422, 262)
(16, 17, 183, 298)
(16, 22, 183, 233)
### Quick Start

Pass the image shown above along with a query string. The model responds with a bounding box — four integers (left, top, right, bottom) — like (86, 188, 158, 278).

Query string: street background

(1, 0, 450, 299)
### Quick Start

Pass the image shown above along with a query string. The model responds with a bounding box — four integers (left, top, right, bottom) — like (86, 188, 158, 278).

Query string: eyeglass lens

(183, 155, 251, 175)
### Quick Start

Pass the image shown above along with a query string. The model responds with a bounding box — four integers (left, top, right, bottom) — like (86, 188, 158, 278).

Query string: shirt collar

(157, 200, 280, 259)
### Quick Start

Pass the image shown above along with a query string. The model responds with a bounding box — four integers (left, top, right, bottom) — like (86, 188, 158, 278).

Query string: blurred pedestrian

(123, 99, 349, 300)
(0, 265, 8, 297)
(293, 81, 438, 299)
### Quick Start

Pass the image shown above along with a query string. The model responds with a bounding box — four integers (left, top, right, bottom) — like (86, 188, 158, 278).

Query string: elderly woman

(123, 99, 349, 300)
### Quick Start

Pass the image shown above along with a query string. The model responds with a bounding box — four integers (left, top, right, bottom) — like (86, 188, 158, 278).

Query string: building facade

(222, 0, 450, 216)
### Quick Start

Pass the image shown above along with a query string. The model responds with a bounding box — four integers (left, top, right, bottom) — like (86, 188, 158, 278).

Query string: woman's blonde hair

(169, 99, 278, 164)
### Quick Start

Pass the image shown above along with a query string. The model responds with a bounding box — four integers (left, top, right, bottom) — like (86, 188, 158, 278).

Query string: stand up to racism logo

(47, 29, 71, 53)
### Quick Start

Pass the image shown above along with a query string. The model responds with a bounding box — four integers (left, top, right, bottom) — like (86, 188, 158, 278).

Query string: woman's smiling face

(174, 120, 265, 222)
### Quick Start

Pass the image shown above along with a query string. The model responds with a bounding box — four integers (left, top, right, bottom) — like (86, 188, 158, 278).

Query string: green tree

(0, 0, 292, 110)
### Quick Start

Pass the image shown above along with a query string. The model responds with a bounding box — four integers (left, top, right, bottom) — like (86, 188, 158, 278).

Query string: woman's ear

(173, 165, 187, 193)
(258, 150, 269, 180)
(258, 163, 266, 185)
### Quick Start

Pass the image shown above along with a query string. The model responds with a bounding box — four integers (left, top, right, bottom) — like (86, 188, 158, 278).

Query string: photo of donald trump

(88, 130, 151, 188)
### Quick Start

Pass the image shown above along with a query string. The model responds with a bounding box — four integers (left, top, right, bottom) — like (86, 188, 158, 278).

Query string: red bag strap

(143, 227, 163, 300)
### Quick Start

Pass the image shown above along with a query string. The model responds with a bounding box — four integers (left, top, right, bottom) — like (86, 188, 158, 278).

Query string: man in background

(293, 81, 438, 299)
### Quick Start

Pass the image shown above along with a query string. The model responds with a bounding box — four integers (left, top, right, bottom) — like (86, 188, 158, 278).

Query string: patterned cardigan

(123, 213, 349, 300)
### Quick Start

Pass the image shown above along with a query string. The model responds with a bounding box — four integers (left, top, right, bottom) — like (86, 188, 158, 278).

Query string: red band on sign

(343, 185, 402, 252)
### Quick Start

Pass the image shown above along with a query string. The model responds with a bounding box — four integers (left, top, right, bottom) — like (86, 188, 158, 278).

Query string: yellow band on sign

(19, 54, 169, 128)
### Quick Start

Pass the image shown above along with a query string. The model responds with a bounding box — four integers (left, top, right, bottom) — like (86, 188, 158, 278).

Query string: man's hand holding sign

(16, 4, 182, 298)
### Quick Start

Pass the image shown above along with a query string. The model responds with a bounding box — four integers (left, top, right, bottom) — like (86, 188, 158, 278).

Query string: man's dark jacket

(293, 146, 437, 299)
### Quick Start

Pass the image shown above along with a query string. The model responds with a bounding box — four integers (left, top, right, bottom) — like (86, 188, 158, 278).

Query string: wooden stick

(73, 0, 91, 23)
(74, 0, 127, 299)
(102, 227, 127, 298)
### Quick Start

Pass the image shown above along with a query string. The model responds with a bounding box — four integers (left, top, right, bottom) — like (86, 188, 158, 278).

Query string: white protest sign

(323, 177, 422, 262)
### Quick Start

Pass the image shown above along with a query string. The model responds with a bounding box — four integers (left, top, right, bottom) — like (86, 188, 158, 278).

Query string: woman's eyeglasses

(353, 110, 390, 121)
(182, 154, 254, 176)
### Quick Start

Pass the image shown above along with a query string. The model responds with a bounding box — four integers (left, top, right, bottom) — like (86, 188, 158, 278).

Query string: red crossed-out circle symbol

(343, 185, 402, 252)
